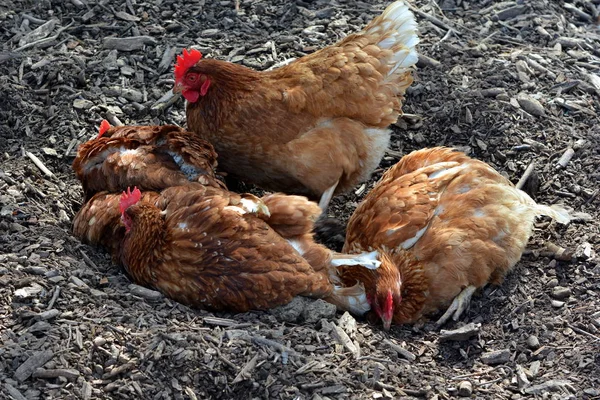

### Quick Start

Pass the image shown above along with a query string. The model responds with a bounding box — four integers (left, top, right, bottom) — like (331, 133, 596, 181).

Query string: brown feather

(183, 4, 418, 200)
(118, 184, 337, 312)
(341, 147, 570, 325)
(73, 125, 224, 200)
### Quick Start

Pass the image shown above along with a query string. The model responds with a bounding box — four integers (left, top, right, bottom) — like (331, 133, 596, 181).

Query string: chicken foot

(330, 251, 381, 270)
(435, 285, 477, 327)
(318, 180, 339, 212)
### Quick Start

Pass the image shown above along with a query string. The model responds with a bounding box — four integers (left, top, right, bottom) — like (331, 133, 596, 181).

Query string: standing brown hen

(337, 147, 571, 329)
(173, 1, 419, 210)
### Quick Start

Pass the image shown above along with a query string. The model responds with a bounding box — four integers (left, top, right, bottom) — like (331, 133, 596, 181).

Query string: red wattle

(182, 90, 200, 103)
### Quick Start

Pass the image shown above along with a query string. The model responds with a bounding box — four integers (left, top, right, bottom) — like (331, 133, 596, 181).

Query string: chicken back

(339, 147, 571, 329)
(72, 121, 224, 200)
(173, 1, 419, 210)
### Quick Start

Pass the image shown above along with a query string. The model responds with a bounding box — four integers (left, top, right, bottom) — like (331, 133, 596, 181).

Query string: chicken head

(173, 49, 210, 102)
(119, 186, 142, 232)
(367, 252, 404, 331)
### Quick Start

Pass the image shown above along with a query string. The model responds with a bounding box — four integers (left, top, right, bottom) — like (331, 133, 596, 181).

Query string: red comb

(119, 187, 142, 215)
(385, 289, 394, 312)
(98, 120, 111, 138)
(174, 48, 203, 82)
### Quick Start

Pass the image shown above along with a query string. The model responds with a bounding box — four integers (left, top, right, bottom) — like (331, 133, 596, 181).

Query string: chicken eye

(187, 74, 198, 82)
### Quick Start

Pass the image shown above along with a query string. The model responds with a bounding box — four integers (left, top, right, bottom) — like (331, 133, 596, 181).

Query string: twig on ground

(543, 241, 574, 261)
(151, 91, 179, 113)
(80, 249, 100, 271)
(417, 53, 441, 68)
(215, 347, 239, 372)
(383, 339, 416, 361)
(516, 161, 535, 190)
(105, 113, 123, 127)
(434, 29, 453, 48)
(14, 23, 73, 52)
(556, 147, 575, 168)
(46, 286, 61, 310)
(250, 335, 300, 357)
(232, 354, 258, 383)
(567, 324, 600, 343)
(452, 365, 513, 380)
(25, 151, 54, 178)
(385, 149, 404, 158)
(407, 4, 456, 33)
(203, 317, 238, 327)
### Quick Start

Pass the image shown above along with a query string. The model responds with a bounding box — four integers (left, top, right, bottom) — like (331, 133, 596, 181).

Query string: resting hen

(338, 147, 571, 329)
(173, 1, 419, 210)
(112, 185, 379, 313)
(72, 120, 224, 200)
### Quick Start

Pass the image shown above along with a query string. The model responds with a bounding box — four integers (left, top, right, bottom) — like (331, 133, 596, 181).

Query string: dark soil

(1, 0, 599, 399)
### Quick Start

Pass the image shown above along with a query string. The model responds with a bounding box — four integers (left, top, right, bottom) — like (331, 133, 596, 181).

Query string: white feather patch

(240, 198, 260, 213)
(119, 148, 140, 156)
(473, 209, 485, 218)
(333, 285, 371, 315)
(400, 225, 428, 249)
(177, 222, 188, 230)
(223, 206, 246, 215)
(331, 251, 381, 269)
(168, 151, 200, 181)
(287, 239, 305, 256)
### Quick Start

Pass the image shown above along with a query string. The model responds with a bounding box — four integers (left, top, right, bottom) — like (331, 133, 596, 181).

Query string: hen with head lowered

(337, 147, 571, 330)
(72, 120, 225, 256)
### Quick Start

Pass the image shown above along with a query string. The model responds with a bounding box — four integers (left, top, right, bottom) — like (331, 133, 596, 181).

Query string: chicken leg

(318, 180, 339, 212)
(435, 285, 477, 327)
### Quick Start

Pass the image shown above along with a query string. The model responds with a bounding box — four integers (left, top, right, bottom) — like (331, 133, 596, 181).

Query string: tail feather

(363, 1, 419, 80)
(534, 204, 571, 225)
(514, 187, 571, 225)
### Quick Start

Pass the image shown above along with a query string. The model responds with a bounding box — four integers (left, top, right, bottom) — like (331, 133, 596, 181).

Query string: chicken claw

(435, 285, 477, 327)
(330, 251, 381, 270)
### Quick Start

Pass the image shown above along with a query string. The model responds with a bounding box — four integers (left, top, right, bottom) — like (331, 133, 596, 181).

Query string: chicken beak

(382, 318, 392, 331)
(173, 82, 184, 94)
